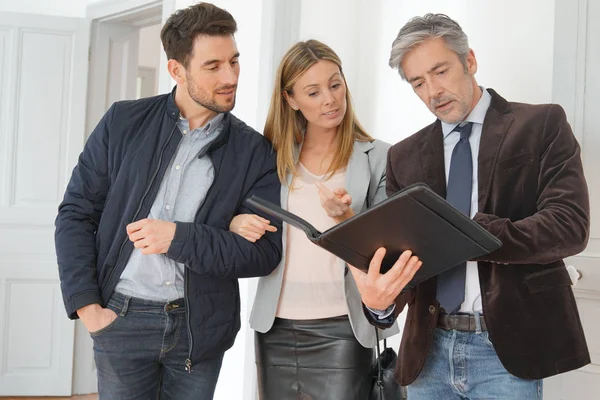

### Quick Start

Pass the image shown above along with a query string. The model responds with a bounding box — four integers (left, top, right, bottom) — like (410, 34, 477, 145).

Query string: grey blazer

(249, 139, 400, 347)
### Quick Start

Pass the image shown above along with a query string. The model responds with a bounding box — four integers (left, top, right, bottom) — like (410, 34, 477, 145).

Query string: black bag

(370, 329, 406, 400)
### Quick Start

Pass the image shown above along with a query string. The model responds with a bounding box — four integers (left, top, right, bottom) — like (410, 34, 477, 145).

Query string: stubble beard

(187, 73, 236, 114)
(431, 74, 474, 124)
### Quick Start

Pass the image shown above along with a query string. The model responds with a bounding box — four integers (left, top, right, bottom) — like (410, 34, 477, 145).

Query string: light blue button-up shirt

(115, 113, 224, 301)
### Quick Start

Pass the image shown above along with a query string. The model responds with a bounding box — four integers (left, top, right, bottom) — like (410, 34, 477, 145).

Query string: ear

(466, 48, 478, 75)
(283, 91, 299, 110)
(167, 59, 186, 85)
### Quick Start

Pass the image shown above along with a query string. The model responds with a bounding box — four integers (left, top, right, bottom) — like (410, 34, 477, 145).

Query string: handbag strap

(375, 328, 383, 384)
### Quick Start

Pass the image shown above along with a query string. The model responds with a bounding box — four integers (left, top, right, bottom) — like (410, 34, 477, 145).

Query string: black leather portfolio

(245, 183, 502, 288)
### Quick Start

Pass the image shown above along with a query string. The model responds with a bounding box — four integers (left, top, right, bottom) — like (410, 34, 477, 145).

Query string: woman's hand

(315, 182, 354, 221)
(229, 214, 277, 242)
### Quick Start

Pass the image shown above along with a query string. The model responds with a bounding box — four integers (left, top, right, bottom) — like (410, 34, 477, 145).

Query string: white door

(546, 0, 600, 398)
(0, 12, 89, 396)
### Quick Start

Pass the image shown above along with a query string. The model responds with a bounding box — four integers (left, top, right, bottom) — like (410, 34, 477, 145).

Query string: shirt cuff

(366, 304, 396, 320)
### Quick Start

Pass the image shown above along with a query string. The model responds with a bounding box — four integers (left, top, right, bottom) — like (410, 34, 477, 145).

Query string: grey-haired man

(350, 13, 590, 400)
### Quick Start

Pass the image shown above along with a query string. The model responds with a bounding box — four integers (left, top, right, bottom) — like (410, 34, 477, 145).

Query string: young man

(55, 3, 282, 399)
(350, 13, 590, 399)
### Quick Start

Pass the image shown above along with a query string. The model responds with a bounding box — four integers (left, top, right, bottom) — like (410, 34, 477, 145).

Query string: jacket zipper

(185, 150, 221, 372)
(101, 123, 179, 299)
(184, 270, 193, 372)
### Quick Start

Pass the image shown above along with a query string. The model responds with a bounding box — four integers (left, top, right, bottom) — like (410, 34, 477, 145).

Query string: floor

(0, 396, 98, 400)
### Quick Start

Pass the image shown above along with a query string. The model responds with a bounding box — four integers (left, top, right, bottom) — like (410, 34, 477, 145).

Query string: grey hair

(389, 13, 469, 80)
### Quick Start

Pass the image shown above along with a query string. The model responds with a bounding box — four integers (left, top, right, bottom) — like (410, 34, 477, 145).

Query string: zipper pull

(185, 358, 192, 373)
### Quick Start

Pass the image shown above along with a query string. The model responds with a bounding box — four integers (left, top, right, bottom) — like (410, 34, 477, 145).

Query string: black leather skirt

(255, 315, 374, 400)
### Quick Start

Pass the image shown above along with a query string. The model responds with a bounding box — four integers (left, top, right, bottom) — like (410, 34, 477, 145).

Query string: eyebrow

(202, 52, 240, 67)
(302, 72, 341, 90)
(408, 62, 448, 83)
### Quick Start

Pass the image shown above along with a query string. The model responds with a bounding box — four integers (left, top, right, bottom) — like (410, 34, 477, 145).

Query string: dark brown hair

(161, 2, 237, 68)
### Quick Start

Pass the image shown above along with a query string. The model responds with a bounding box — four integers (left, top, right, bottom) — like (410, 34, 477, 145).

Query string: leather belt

(437, 313, 487, 331)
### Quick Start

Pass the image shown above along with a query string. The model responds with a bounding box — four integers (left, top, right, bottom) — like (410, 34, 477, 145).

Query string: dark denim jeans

(408, 325, 542, 400)
(91, 292, 223, 400)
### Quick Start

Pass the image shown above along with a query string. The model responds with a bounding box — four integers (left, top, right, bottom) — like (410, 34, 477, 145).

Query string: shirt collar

(441, 87, 492, 139)
(178, 112, 224, 137)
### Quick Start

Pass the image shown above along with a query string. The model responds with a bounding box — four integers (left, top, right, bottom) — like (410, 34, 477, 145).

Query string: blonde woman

(229, 40, 419, 399)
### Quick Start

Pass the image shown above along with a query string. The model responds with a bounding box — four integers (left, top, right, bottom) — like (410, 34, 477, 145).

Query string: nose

(220, 64, 238, 86)
(427, 80, 443, 100)
(323, 88, 335, 106)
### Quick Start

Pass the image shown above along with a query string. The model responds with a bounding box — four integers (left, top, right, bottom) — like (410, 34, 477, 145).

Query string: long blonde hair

(264, 40, 373, 183)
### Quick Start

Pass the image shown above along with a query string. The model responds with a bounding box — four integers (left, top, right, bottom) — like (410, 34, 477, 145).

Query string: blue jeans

(91, 292, 223, 400)
(407, 327, 543, 400)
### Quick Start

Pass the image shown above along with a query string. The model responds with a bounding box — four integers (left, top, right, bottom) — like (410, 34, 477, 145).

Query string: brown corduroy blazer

(372, 89, 590, 385)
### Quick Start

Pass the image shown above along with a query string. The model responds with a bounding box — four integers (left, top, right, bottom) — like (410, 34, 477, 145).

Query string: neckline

(298, 162, 326, 179)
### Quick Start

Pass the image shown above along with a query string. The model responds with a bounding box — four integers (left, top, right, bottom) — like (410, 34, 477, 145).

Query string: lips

(436, 100, 452, 111)
(323, 109, 339, 116)
(216, 86, 237, 95)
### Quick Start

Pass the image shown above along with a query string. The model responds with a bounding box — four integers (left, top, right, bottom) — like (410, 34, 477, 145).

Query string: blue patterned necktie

(437, 122, 473, 314)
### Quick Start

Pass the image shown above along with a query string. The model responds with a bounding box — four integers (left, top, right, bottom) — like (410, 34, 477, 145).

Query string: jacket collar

(346, 140, 374, 213)
(166, 86, 180, 120)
